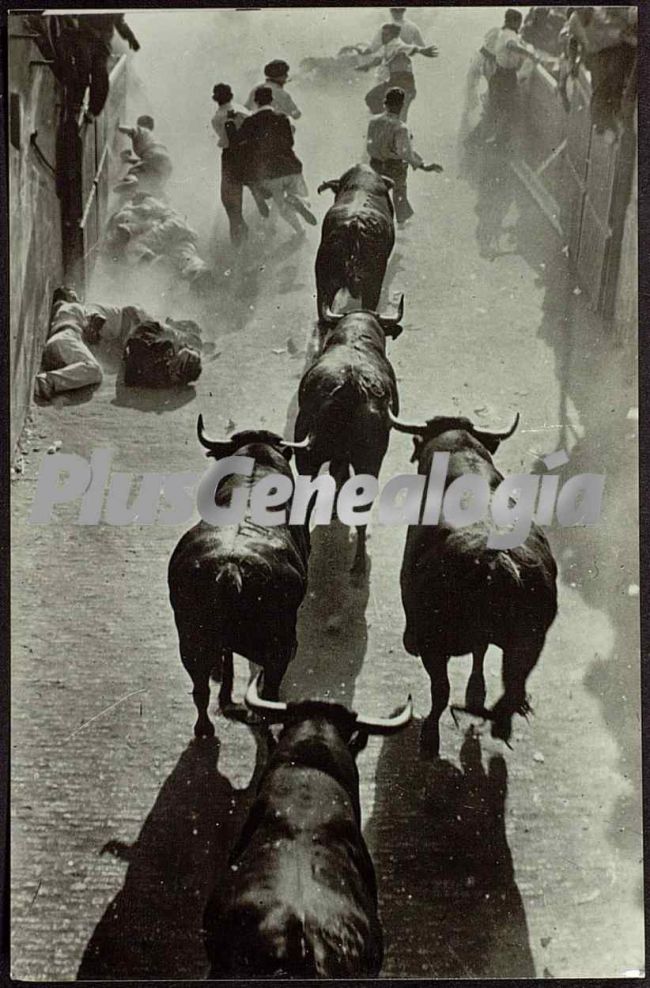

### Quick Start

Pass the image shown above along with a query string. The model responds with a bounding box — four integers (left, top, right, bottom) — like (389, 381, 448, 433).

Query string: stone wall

(9, 27, 64, 454)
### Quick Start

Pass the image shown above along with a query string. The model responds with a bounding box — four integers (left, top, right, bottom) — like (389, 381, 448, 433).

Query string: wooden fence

(513, 62, 637, 329)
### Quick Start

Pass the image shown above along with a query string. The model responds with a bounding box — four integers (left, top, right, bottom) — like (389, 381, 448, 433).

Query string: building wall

(9, 29, 64, 454)
(9, 20, 129, 456)
(614, 132, 637, 345)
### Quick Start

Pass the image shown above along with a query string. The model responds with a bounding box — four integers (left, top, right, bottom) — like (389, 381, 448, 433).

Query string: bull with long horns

(203, 673, 413, 977)
(294, 302, 404, 575)
(315, 164, 395, 324)
(167, 417, 311, 736)
(389, 410, 558, 757)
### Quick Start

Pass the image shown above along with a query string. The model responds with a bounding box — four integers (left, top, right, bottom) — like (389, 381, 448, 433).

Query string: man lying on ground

(104, 194, 213, 288)
(34, 288, 202, 401)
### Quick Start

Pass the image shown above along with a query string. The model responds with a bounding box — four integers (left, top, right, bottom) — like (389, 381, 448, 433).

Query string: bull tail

(214, 561, 243, 593)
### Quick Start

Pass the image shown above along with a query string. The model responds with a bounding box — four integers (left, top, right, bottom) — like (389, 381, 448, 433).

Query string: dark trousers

(486, 65, 518, 146)
(365, 71, 416, 121)
(221, 149, 247, 246)
(586, 45, 636, 133)
(370, 157, 413, 223)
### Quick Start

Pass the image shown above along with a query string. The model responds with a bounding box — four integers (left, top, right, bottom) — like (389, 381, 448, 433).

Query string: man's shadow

(364, 725, 535, 978)
(77, 729, 269, 980)
(471, 143, 519, 260)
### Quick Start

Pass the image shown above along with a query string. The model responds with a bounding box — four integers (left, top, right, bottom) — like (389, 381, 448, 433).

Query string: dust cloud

(88, 7, 502, 331)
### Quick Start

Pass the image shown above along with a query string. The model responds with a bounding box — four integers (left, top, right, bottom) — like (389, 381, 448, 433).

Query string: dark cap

(254, 85, 274, 106)
(264, 59, 290, 80)
(504, 8, 523, 28)
(212, 83, 233, 105)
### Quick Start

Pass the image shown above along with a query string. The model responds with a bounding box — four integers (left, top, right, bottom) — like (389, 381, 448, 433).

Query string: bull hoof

(194, 718, 215, 739)
(491, 716, 513, 745)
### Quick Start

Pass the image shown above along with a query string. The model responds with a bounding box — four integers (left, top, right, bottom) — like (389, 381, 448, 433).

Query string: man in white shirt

(245, 60, 301, 120)
(486, 9, 540, 145)
(369, 7, 427, 50)
(359, 21, 437, 120)
(367, 87, 441, 226)
(34, 290, 147, 400)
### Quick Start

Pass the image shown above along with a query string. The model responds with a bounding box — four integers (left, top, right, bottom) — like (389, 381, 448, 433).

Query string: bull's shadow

(282, 520, 371, 709)
(77, 730, 268, 980)
(512, 192, 642, 876)
(364, 725, 535, 979)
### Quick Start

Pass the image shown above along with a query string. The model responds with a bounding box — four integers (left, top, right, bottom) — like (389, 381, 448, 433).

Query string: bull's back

(401, 519, 557, 654)
(213, 765, 381, 976)
(168, 522, 308, 658)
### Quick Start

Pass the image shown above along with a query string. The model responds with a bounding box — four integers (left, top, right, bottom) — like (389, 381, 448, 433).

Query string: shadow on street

(77, 731, 268, 980)
(512, 196, 641, 877)
(284, 520, 371, 708)
(364, 724, 535, 978)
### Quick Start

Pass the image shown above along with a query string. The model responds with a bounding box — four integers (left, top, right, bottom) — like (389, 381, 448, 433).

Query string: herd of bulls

(167, 164, 559, 977)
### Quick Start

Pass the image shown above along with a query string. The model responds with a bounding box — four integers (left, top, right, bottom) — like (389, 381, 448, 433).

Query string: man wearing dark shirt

(76, 13, 140, 118)
(227, 86, 315, 237)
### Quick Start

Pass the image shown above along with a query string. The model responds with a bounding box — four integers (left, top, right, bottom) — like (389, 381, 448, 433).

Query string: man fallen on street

(367, 86, 442, 227)
(34, 288, 202, 401)
(115, 115, 173, 197)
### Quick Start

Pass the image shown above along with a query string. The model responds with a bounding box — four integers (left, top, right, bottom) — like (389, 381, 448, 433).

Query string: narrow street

(11, 7, 642, 980)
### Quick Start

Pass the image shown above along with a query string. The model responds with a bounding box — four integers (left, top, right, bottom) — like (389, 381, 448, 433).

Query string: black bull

(294, 308, 402, 574)
(168, 422, 310, 737)
(315, 164, 395, 321)
(391, 412, 558, 758)
(203, 679, 412, 977)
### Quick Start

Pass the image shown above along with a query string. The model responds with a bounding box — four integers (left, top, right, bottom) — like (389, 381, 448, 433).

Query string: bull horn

(197, 414, 232, 452)
(245, 672, 288, 719)
(356, 695, 413, 734)
(322, 305, 343, 324)
(474, 412, 520, 442)
(280, 436, 311, 450)
(378, 294, 405, 325)
(387, 408, 426, 435)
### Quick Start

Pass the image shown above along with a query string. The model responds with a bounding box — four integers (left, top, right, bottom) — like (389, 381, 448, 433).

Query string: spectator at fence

(563, 6, 636, 142)
(46, 12, 140, 121)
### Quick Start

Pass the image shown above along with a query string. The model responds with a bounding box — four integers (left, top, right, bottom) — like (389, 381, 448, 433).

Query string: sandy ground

(10, 7, 643, 980)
